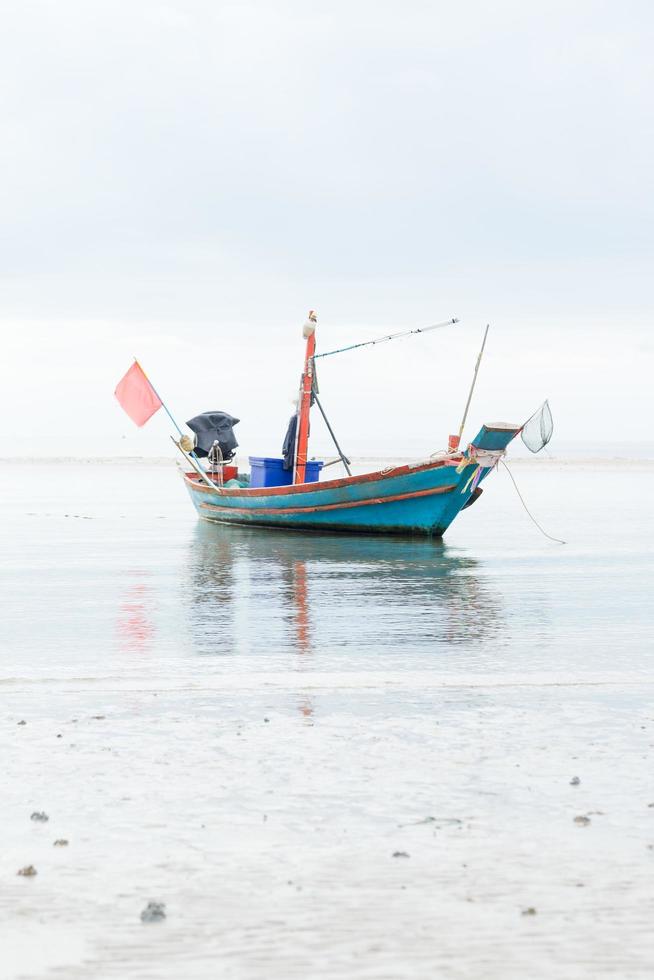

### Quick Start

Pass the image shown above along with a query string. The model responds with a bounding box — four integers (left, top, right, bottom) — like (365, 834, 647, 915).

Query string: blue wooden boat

(181, 423, 520, 537)
(114, 313, 552, 537)
(172, 313, 552, 537)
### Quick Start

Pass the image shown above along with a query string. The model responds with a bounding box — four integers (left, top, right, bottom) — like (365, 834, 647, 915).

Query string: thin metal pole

(457, 324, 490, 443)
(312, 386, 352, 476)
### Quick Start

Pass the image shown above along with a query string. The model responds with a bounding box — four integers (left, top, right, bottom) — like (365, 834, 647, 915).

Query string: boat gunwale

(182, 455, 465, 499)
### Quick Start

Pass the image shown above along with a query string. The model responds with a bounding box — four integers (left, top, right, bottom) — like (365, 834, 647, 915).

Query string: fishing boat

(164, 314, 552, 537)
(180, 425, 519, 536)
(114, 311, 552, 537)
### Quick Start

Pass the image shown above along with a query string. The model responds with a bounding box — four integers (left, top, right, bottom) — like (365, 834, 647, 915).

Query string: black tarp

(186, 411, 240, 459)
(281, 413, 298, 470)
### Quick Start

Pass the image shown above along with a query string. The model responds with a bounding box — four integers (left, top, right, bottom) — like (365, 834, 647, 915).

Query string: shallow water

(1, 458, 653, 979)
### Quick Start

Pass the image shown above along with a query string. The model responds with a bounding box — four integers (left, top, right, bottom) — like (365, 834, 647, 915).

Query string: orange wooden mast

(293, 310, 317, 484)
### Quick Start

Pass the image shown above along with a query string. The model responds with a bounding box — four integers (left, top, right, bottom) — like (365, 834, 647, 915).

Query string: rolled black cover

(186, 411, 240, 459)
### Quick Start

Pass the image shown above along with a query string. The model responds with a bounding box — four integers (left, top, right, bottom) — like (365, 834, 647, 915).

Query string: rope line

(500, 459, 566, 545)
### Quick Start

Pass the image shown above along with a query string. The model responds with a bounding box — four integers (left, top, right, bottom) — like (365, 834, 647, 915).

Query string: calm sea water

(1, 457, 653, 979)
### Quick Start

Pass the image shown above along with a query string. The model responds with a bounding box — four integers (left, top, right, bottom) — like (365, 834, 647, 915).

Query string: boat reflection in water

(184, 523, 505, 673)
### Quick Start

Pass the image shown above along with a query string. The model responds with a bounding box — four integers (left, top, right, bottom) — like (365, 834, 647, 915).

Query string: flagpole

(134, 359, 184, 437)
(134, 359, 220, 492)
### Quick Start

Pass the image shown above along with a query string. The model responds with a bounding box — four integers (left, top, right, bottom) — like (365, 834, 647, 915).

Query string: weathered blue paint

(182, 422, 521, 537)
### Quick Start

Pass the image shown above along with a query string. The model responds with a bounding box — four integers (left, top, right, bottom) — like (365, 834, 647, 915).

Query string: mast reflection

(116, 575, 155, 653)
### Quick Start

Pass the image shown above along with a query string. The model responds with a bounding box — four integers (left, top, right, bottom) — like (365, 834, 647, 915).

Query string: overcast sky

(1, 0, 652, 457)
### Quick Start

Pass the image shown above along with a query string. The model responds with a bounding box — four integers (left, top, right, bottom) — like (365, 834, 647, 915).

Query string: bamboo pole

(457, 324, 490, 444)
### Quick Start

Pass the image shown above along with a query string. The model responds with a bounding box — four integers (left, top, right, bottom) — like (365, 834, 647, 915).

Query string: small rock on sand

(30, 812, 49, 823)
(392, 851, 410, 858)
(574, 815, 591, 826)
(53, 839, 69, 847)
(570, 776, 581, 786)
(17, 720, 27, 726)
(522, 907, 537, 916)
(141, 901, 166, 922)
(17, 866, 37, 877)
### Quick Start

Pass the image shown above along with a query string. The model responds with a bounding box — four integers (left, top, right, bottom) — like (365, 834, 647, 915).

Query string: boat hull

(181, 424, 520, 536)
(187, 467, 458, 535)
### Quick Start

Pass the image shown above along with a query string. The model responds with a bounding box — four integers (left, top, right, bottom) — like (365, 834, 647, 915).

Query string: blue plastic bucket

(249, 457, 323, 488)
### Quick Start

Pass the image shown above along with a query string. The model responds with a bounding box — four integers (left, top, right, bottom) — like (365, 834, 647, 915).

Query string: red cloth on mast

(114, 361, 162, 427)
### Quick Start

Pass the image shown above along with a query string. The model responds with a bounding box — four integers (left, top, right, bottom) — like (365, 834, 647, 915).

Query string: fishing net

(520, 400, 553, 453)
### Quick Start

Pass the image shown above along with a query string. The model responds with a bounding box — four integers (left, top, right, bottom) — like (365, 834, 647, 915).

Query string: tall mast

(293, 310, 317, 484)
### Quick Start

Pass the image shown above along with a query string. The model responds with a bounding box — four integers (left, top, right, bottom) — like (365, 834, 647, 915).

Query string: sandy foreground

(3, 669, 654, 980)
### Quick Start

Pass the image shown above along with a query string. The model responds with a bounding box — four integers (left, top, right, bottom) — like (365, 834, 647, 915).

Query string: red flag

(114, 361, 162, 427)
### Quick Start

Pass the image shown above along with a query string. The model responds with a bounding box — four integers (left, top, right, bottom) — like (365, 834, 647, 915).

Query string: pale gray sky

(1, 0, 652, 456)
